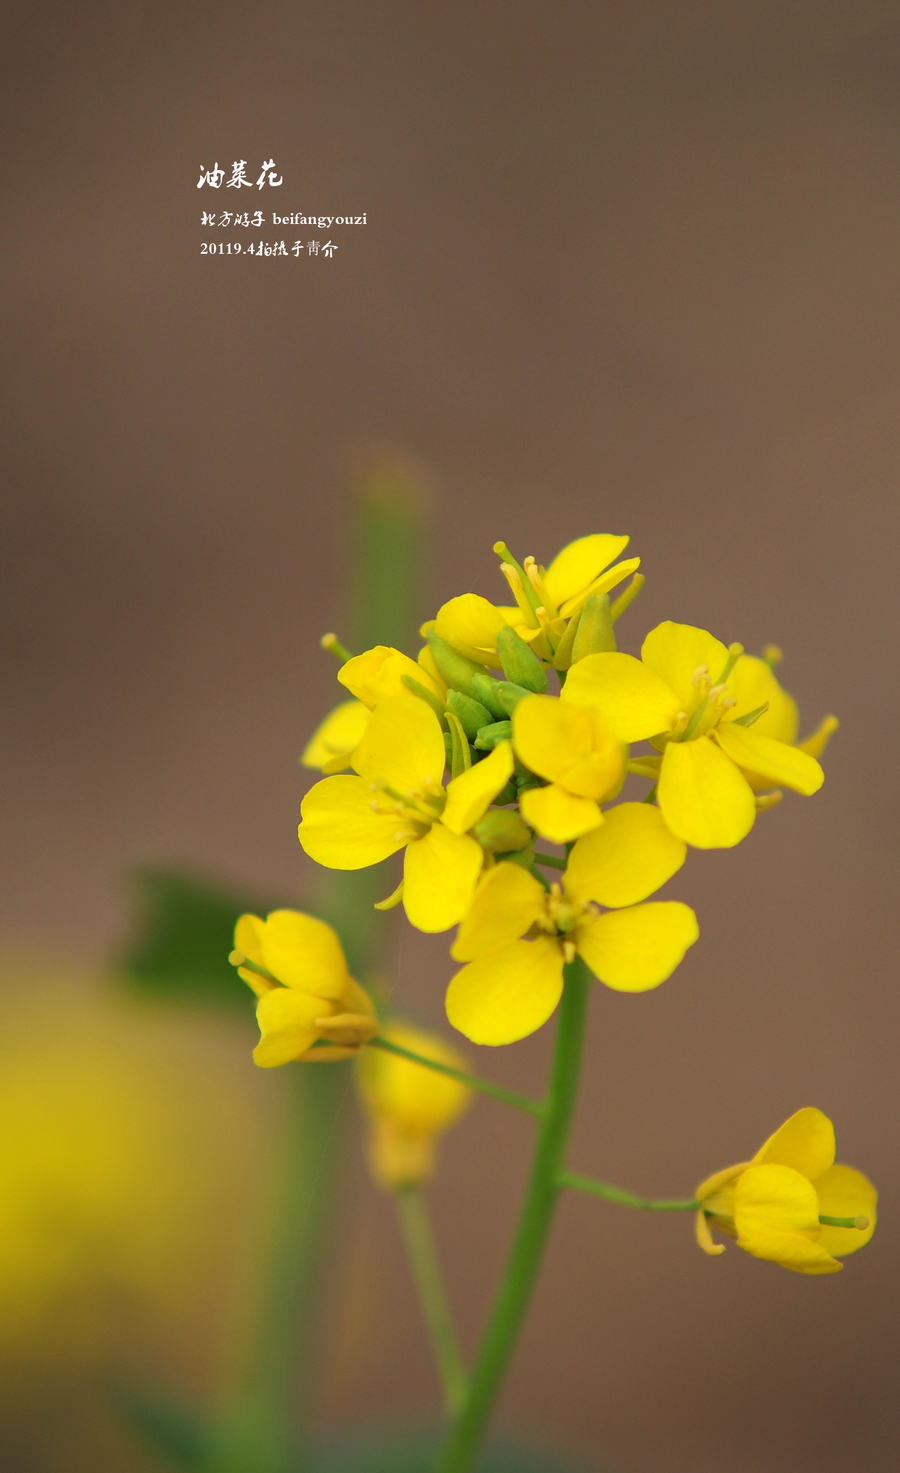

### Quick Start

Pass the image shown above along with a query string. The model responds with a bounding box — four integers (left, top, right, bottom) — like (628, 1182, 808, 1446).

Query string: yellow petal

(299, 775, 409, 868)
(695, 1208, 726, 1256)
(733, 1164, 841, 1274)
(519, 784, 603, 844)
(434, 593, 509, 665)
(694, 1161, 751, 1206)
(640, 622, 730, 710)
(728, 655, 799, 743)
(815, 1163, 877, 1258)
(714, 722, 824, 796)
(300, 700, 370, 770)
(576, 901, 698, 992)
(443, 741, 515, 834)
(564, 802, 687, 909)
(451, 862, 547, 962)
(658, 735, 756, 849)
(259, 909, 349, 1000)
(253, 988, 329, 1067)
(234, 913, 266, 967)
(351, 692, 447, 794)
(557, 557, 641, 619)
(513, 694, 624, 798)
(338, 646, 442, 709)
(403, 825, 483, 933)
(561, 653, 681, 742)
(543, 534, 630, 611)
(752, 1107, 835, 1179)
(445, 937, 564, 1045)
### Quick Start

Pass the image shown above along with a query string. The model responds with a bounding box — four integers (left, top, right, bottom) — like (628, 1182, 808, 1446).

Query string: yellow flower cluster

(297, 532, 837, 1046)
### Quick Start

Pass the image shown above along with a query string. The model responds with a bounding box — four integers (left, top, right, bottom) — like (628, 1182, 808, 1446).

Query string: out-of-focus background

(2, 3, 899, 1470)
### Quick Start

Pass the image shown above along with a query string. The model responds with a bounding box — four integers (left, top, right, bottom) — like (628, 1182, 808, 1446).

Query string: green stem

(559, 1171, 698, 1212)
(436, 956, 592, 1473)
(368, 1036, 544, 1119)
(394, 1187, 469, 1416)
(533, 851, 566, 870)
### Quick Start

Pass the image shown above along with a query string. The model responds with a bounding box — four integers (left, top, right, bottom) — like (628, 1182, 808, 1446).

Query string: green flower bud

(426, 630, 487, 701)
(446, 689, 494, 740)
(472, 809, 532, 854)
(571, 592, 616, 662)
(474, 720, 512, 751)
(471, 673, 531, 719)
(496, 626, 548, 693)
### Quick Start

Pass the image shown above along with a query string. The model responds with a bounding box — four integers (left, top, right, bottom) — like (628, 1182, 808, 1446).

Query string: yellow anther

(691, 665, 710, 689)
(562, 940, 577, 964)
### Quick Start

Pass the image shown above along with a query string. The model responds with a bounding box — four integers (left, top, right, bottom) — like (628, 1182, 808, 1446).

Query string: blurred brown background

(2, 2, 899, 1470)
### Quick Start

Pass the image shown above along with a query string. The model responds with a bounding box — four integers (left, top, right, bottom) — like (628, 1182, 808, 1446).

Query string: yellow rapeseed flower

(445, 804, 698, 1044)
(563, 621, 825, 848)
(233, 910, 378, 1066)
(695, 1107, 877, 1274)
(426, 533, 640, 667)
(356, 1020, 472, 1188)
(511, 693, 625, 842)
(302, 645, 446, 775)
(299, 692, 515, 932)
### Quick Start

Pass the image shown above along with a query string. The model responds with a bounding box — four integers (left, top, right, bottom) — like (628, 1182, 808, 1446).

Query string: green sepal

(447, 688, 493, 739)
(446, 710, 473, 777)
(401, 673, 448, 726)
(473, 809, 532, 854)
(426, 629, 486, 700)
(733, 701, 769, 728)
(571, 592, 615, 662)
(474, 720, 512, 750)
(496, 626, 548, 693)
(552, 606, 582, 671)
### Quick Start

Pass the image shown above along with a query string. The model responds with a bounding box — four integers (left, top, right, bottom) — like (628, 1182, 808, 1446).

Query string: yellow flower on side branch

(357, 1020, 472, 1189)
(695, 1107, 877, 1274)
(445, 804, 698, 1045)
(232, 910, 378, 1066)
(299, 692, 514, 932)
(301, 699, 371, 773)
(563, 622, 827, 848)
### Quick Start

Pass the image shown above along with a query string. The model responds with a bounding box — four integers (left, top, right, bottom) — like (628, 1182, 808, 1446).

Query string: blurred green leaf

(307, 1428, 595, 1472)
(118, 867, 283, 1010)
(110, 1387, 210, 1469)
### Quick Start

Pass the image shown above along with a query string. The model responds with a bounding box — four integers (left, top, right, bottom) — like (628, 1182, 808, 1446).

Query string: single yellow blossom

(356, 1020, 472, 1188)
(445, 803, 697, 1044)
(233, 910, 378, 1066)
(511, 694, 624, 843)
(338, 644, 444, 709)
(301, 699, 371, 773)
(562, 622, 825, 849)
(299, 692, 514, 932)
(426, 533, 640, 667)
(695, 1107, 877, 1274)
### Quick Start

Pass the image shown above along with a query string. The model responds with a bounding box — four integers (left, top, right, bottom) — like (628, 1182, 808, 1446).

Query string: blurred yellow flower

(563, 622, 825, 849)
(356, 1020, 472, 1189)
(299, 692, 514, 932)
(512, 694, 625, 842)
(695, 1107, 877, 1274)
(233, 910, 378, 1065)
(445, 804, 697, 1045)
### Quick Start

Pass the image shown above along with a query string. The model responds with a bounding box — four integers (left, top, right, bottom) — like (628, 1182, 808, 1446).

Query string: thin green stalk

(436, 957, 592, 1473)
(368, 1036, 544, 1119)
(394, 1186, 469, 1416)
(559, 1171, 698, 1212)
(533, 851, 566, 870)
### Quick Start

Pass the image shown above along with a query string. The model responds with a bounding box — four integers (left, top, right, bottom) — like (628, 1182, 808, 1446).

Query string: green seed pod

(470, 673, 509, 720)
(426, 630, 487, 700)
(446, 689, 494, 740)
(472, 809, 532, 855)
(474, 720, 512, 751)
(571, 592, 616, 662)
(496, 626, 548, 693)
